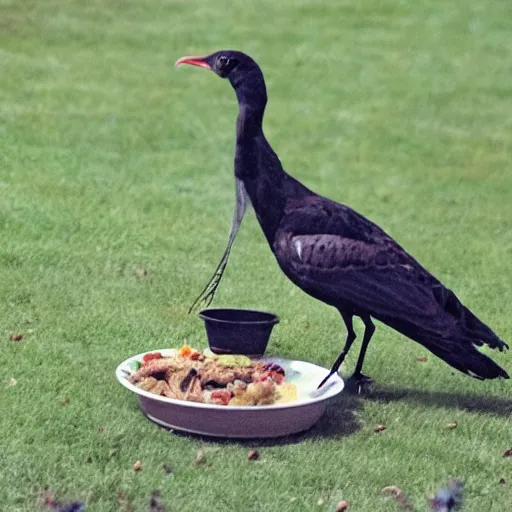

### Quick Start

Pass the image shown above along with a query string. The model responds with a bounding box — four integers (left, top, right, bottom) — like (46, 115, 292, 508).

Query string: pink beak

(174, 55, 211, 70)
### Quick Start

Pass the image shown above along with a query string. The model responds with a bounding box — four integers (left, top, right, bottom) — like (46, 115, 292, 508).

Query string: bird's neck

(232, 70, 267, 135)
(234, 96, 273, 182)
(235, 91, 266, 142)
(235, 141, 286, 246)
(234, 98, 288, 246)
(237, 105, 265, 141)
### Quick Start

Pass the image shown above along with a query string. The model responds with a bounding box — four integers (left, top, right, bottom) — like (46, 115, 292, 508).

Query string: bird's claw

(345, 373, 374, 395)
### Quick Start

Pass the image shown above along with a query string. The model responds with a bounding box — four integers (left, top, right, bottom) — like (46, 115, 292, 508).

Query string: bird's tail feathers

(435, 286, 509, 351)
(417, 334, 509, 380)
(460, 305, 509, 351)
(382, 315, 509, 380)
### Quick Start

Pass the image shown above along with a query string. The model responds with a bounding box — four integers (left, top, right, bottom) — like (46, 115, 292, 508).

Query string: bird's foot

(345, 373, 374, 395)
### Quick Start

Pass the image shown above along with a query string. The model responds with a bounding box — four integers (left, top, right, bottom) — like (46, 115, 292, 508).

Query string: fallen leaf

(195, 448, 205, 465)
(149, 490, 165, 512)
(381, 486, 413, 511)
(415, 356, 428, 363)
(447, 421, 458, 430)
(336, 500, 349, 511)
(132, 460, 141, 472)
(503, 449, 512, 457)
(247, 449, 259, 461)
(381, 486, 401, 496)
(8, 377, 17, 387)
(135, 268, 148, 278)
(499, 478, 506, 485)
(374, 424, 386, 433)
(9, 333, 23, 342)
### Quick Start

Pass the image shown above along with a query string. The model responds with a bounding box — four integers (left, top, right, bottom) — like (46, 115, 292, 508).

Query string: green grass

(1, 0, 512, 510)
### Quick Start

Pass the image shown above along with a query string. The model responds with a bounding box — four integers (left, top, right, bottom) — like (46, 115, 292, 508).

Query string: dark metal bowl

(199, 308, 280, 357)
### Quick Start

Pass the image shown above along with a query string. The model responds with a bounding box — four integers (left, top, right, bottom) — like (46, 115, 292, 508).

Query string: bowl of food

(198, 308, 279, 357)
(116, 346, 344, 438)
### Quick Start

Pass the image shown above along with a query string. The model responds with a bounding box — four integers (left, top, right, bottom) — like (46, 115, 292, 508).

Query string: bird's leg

(347, 315, 375, 392)
(352, 316, 375, 379)
(317, 313, 356, 389)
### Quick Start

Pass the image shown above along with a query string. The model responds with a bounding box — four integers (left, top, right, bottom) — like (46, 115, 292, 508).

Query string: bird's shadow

(168, 393, 363, 447)
(365, 385, 512, 417)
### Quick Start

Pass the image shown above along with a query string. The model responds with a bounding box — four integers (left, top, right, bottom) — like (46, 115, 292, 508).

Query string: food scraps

(128, 346, 297, 406)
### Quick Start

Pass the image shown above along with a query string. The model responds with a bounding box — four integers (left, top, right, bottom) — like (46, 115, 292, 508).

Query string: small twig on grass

(381, 485, 414, 511)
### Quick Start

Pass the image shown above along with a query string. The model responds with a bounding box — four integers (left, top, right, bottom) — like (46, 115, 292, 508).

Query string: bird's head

(175, 50, 256, 80)
(175, 50, 266, 106)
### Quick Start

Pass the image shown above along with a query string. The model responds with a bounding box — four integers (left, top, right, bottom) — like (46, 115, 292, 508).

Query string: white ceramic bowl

(116, 349, 344, 439)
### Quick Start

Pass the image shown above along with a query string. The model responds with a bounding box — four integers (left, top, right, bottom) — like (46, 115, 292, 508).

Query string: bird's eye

(217, 55, 230, 68)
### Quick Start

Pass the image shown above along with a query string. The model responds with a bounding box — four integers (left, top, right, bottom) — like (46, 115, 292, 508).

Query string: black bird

(175, 50, 509, 387)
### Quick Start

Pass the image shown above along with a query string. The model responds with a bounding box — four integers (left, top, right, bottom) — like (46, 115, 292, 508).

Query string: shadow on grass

(366, 385, 512, 417)
(168, 393, 363, 446)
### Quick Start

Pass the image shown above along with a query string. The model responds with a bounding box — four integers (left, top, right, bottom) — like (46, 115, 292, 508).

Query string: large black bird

(175, 50, 508, 387)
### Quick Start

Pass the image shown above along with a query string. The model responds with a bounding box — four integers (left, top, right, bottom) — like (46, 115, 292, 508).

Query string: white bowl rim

(116, 348, 344, 412)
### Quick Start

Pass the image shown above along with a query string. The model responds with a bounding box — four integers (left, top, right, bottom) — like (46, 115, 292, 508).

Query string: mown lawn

(1, 0, 511, 510)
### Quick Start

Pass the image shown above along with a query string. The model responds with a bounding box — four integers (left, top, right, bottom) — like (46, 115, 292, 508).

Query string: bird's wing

(281, 194, 410, 245)
(277, 232, 452, 335)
